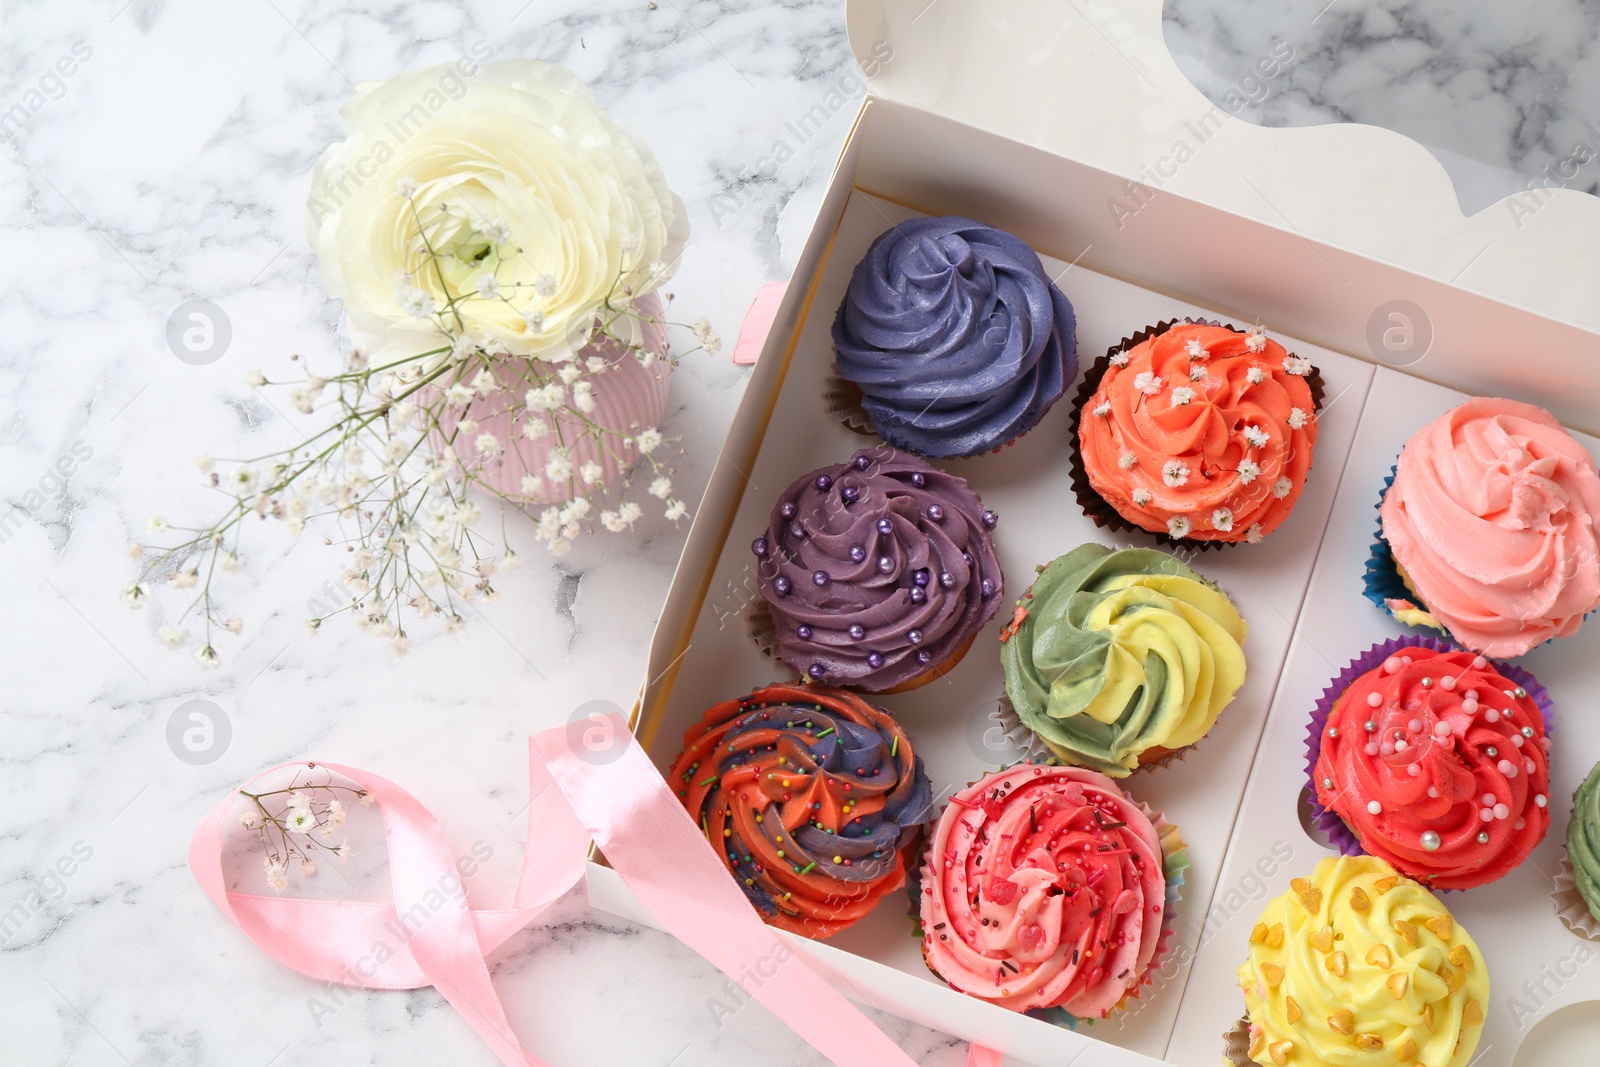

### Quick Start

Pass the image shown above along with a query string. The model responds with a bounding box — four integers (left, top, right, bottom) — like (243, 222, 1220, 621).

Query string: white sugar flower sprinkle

(1171, 387, 1195, 406)
(1237, 459, 1261, 484)
(1245, 524, 1265, 543)
(1133, 371, 1164, 395)
(1167, 516, 1192, 538)
(1243, 425, 1270, 448)
(1118, 451, 1137, 470)
(1132, 488, 1153, 507)
(1185, 339, 1206, 359)
(1162, 460, 1190, 487)
(1288, 407, 1309, 429)
(1272, 477, 1293, 499)
(1245, 331, 1267, 352)
(1212, 508, 1234, 532)
(1246, 366, 1265, 385)
(1283, 356, 1313, 376)
(1189, 365, 1208, 381)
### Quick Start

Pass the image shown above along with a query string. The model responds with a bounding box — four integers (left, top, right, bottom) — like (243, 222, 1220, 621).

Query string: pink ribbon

(190, 712, 959, 1066)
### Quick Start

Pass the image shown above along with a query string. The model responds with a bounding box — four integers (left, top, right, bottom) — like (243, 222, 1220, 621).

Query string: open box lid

(845, 0, 1600, 422)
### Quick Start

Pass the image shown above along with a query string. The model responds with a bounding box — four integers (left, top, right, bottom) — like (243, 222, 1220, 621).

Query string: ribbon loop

(190, 716, 935, 1066)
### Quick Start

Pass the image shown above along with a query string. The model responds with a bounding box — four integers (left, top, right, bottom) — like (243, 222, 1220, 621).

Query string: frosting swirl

(833, 216, 1077, 458)
(1314, 645, 1551, 890)
(1569, 760, 1600, 922)
(1238, 856, 1488, 1067)
(669, 683, 932, 938)
(918, 765, 1170, 1020)
(755, 449, 1003, 691)
(1077, 322, 1317, 543)
(1000, 544, 1247, 775)
(1380, 398, 1600, 656)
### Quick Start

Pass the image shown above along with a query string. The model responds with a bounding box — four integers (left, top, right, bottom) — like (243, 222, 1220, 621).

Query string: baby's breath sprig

(238, 764, 370, 891)
(128, 187, 719, 668)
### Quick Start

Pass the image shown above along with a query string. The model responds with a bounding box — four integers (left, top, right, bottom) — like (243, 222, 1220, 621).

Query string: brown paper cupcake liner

(1067, 319, 1326, 552)
(1553, 852, 1600, 941)
(994, 691, 1197, 776)
(824, 373, 880, 437)
(1221, 1014, 1255, 1067)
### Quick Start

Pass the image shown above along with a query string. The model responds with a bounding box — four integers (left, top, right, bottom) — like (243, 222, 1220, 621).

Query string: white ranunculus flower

(306, 58, 687, 360)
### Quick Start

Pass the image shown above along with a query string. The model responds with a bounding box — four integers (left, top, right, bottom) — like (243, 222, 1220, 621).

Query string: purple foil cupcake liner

(1067, 318, 1325, 553)
(1303, 634, 1556, 880)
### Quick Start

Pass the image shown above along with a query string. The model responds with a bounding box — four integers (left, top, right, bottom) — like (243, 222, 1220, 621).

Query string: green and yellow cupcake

(998, 543, 1246, 775)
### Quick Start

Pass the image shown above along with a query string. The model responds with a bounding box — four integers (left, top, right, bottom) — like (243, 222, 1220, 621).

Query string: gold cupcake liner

(824, 373, 880, 437)
(994, 691, 1196, 776)
(1221, 1015, 1254, 1067)
(1553, 852, 1600, 942)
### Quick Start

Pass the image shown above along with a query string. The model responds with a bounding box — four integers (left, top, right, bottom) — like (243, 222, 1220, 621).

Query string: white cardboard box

(588, 3, 1600, 1063)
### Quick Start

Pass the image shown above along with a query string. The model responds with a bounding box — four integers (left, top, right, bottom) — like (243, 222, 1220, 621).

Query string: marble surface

(1165, 0, 1600, 215)
(4, 1, 1598, 1065)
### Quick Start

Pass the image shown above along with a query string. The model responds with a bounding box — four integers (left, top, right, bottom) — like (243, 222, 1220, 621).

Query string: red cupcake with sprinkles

(1307, 637, 1554, 890)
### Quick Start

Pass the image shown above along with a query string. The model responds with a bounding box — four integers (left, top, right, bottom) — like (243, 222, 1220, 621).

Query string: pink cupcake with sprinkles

(917, 764, 1186, 1026)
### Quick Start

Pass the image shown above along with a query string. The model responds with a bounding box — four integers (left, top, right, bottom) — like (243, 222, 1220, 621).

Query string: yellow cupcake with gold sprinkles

(1236, 855, 1487, 1067)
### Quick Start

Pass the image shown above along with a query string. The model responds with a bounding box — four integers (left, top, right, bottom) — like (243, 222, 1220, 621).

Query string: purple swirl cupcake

(753, 448, 1003, 692)
(833, 216, 1077, 459)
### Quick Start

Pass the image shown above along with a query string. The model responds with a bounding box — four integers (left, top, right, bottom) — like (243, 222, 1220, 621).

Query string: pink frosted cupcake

(917, 764, 1185, 1025)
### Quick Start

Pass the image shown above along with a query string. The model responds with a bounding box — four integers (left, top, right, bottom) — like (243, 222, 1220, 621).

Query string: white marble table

(3, 2, 1595, 1065)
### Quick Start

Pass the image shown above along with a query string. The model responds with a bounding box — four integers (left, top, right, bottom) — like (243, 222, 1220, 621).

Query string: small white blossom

(454, 501, 481, 527)
(334, 843, 351, 864)
(621, 232, 641, 252)
(635, 429, 663, 455)
(288, 791, 312, 812)
(1246, 366, 1266, 385)
(523, 309, 546, 334)
(158, 626, 189, 649)
(171, 569, 198, 590)
(300, 857, 317, 877)
(398, 288, 436, 319)
(571, 382, 596, 416)
(1185, 339, 1207, 359)
(451, 334, 479, 362)
(240, 811, 257, 830)
(1117, 451, 1137, 470)
(579, 461, 604, 486)
(1244, 329, 1267, 352)
(396, 176, 419, 198)
(304, 618, 322, 637)
(545, 449, 573, 483)
(1162, 460, 1190, 487)
(222, 616, 243, 635)
(482, 218, 513, 244)
(1109, 350, 1130, 367)
(522, 415, 550, 440)
(521, 474, 543, 496)
(1131, 488, 1153, 507)
(1283, 355, 1313, 376)
(648, 476, 673, 500)
(147, 514, 169, 533)
(475, 433, 502, 457)
(665, 500, 687, 522)
(475, 274, 501, 299)
(1167, 516, 1193, 538)
(246, 369, 266, 388)
(289, 387, 313, 414)
(1170, 387, 1195, 406)
(617, 501, 643, 528)
(526, 383, 565, 413)
(600, 509, 625, 532)
(195, 454, 214, 473)
(195, 645, 221, 668)
(1245, 523, 1265, 544)
(1242, 425, 1270, 448)
(444, 382, 474, 405)
(1189, 366, 1208, 381)
(265, 861, 289, 893)
(1093, 401, 1112, 418)
(564, 497, 592, 522)
(1237, 459, 1261, 484)
(391, 633, 411, 657)
(559, 364, 582, 385)
(535, 274, 558, 298)
(1288, 407, 1309, 430)
(1133, 371, 1163, 395)
(1272, 477, 1293, 499)
(1212, 508, 1234, 532)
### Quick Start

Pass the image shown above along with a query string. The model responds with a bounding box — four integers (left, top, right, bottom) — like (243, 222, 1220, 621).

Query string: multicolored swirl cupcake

(669, 683, 933, 938)
(1308, 639, 1553, 890)
(1235, 856, 1488, 1067)
(753, 449, 1004, 692)
(918, 765, 1185, 1023)
(1369, 398, 1600, 657)
(999, 544, 1248, 775)
(832, 216, 1077, 459)
(1071, 321, 1320, 546)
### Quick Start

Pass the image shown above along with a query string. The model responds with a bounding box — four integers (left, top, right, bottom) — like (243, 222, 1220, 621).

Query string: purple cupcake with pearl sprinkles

(752, 448, 1003, 693)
